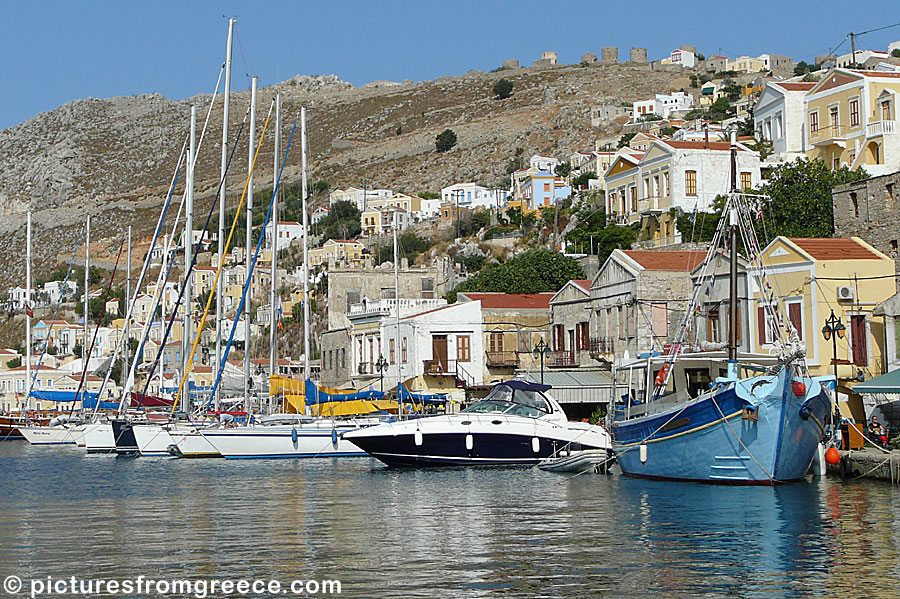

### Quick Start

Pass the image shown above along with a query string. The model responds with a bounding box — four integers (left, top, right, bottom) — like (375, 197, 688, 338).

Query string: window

(457, 335, 471, 362)
(489, 332, 504, 353)
(850, 192, 859, 218)
(617, 306, 624, 339)
(576, 322, 589, 350)
(886, 183, 895, 203)
(663, 171, 669, 196)
(740, 172, 752, 191)
(757, 304, 776, 345)
(630, 186, 637, 211)
(389, 339, 395, 365)
(340, 348, 345, 369)
(685, 171, 697, 196)
(851, 315, 867, 366)
(785, 300, 803, 341)
(651, 303, 668, 338)
(553, 324, 565, 350)
(346, 290, 361, 307)
(543, 183, 551, 193)
(401, 337, 408, 363)
(421, 278, 434, 299)
(849, 97, 860, 127)
(828, 105, 839, 129)
(809, 110, 819, 133)
(707, 309, 720, 342)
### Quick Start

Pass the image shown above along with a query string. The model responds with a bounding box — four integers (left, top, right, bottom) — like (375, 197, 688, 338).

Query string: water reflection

(0, 443, 898, 598)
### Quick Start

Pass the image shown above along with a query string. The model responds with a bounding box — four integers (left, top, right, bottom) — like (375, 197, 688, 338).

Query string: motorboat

(537, 449, 613, 473)
(343, 380, 612, 467)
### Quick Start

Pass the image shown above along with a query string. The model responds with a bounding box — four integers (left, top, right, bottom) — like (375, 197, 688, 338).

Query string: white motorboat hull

(538, 449, 613, 473)
(17, 426, 76, 445)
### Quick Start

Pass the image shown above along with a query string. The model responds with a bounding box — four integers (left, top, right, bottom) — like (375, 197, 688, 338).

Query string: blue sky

(1, 1, 900, 130)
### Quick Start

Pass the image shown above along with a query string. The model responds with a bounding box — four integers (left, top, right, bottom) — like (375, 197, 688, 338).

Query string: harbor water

(1, 442, 899, 598)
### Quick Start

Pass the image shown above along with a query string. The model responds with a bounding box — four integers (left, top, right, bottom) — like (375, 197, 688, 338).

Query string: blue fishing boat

(608, 137, 832, 485)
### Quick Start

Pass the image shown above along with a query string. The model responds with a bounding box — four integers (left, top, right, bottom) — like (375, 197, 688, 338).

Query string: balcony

(357, 362, 370, 375)
(348, 298, 446, 317)
(424, 359, 456, 376)
(590, 337, 614, 355)
(547, 350, 576, 368)
(866, 120, 896, 138)
(486, 351, 519, 368)
(808, 124, 854, 146)
(638, 195, 667, 216)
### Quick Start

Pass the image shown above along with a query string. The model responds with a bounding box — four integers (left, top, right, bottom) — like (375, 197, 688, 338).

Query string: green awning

(853, 368, 900, 394)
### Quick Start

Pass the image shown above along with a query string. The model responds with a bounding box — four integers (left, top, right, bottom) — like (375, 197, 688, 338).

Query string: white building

(836, 49, 889, 68)
(663, 48, 696, 68)
(753, 80, 816, 161)
(311, 206, 331, 225)
(632, 92, 694, 121)
(379, 300, 485, 389)
(529, 154, 560, 173)
(265, 221, 304, 252)
(419, 198, 442, 219)
(440, 183, 509, 210)
(329, 186, 393, 212)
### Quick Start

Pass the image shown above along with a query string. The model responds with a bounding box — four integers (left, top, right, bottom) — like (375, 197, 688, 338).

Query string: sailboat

(607, 134, 832, 485)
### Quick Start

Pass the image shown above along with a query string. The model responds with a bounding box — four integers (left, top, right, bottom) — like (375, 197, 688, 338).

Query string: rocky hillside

(0, 62, 696, 287)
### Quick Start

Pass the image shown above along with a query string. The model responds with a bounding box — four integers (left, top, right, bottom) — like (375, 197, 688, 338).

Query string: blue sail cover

(399, 382, 447, 404)
(304, 379, 385, 405)
(30, 389, 120, 411)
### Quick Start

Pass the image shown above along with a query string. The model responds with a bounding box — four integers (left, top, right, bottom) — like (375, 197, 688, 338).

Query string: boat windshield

(461, 384, 551, 418)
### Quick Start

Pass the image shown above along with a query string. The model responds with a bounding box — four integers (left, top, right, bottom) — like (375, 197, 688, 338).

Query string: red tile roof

(328, 239, 363, 245)
(773, 82, 816, 91)
(853, 70, 900, 78)
(623, 250, 707, 271)
(662, 140, 748, 151)
(572, 279, 592, 291)
(459, 292, 554, 310)
(788, 238, 882, 260)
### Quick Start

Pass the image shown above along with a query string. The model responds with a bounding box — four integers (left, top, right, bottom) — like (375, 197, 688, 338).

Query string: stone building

(601, 47, 618, 63)
(833, 171, 900, 289)
(457, 292, 553, 382)
(502, 59, 519, 70)
(533, 51, 558, 67)
(325, 258, 458, 330)
(548, 280, 594, 368)
(590, 249, 706, 360)
(581, 52, 597, 65)
(319, 328, 351, 387)
(630, 48, 648, 64)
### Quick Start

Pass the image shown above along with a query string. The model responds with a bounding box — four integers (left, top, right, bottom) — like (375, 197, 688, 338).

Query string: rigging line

(234, 28, 252, 86)
(143, 104, 253, 410)
(175, 99, 276, 410)
(108, 142, 188, 415)
(131, 185, 188, 410)
(26, 224, 86, 400)
(72, 237, 126, 415)
(207, 119, 298, 400)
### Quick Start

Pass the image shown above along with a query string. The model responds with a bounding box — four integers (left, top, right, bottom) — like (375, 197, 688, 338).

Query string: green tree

(571, 172, 597, 189)
(420, 191, 440, 200)
(617, 132, 637, 148)
(8, 356, 21, 368)
(446, 248, 583, 303)
(319, 200, 362, 242)
(893, 49, 900, 58)
(554, 162, 571, 178)
(313, 180, 330, 195)
(493, 78, 514, 100)
(435, 129, 458, 152)
(374, 232, 433, 266)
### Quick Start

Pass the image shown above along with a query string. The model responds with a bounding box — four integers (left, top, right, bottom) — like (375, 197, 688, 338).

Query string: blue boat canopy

(399, 383, 447, 404)
(304, 380, 385, 405)
(502, 379, 551, 393)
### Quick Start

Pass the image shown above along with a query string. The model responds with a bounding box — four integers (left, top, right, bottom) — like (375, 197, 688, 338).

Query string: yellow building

(753, 236, 895, 421)
(308, 239, 366, 268)
(805, 69, 900, 174)
(729, 56, 766, 73)
(365, 193, 424, 214)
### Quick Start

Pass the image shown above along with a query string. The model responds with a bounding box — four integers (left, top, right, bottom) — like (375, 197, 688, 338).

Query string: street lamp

(821, 309, 846, 430)
(375, 355, 389, 392)
(532, 339, 552, 385)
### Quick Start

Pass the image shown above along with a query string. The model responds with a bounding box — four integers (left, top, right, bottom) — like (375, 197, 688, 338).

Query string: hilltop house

(754, 81, 816, 161)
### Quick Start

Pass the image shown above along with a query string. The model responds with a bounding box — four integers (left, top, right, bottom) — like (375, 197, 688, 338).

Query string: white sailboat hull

(83, 422, 116, 453)
(201, 422, 373, 459)
(171, 431, 221, 458)
(17, 426, 76, 445)
(131, 424, 219, 458)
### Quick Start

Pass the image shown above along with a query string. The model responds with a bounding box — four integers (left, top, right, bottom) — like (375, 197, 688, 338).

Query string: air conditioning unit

(837, 286, 855, 302)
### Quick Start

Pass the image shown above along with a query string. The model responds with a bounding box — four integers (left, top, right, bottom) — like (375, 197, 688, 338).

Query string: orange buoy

(791, 381, 807, 397)
(825, 446, 841, 465)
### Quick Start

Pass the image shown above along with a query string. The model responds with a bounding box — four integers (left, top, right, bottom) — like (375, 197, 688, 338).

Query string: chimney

(704, 123, 709, 149)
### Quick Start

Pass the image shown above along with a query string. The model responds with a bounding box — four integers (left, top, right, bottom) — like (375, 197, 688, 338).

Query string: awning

(853, 368, 900, 394)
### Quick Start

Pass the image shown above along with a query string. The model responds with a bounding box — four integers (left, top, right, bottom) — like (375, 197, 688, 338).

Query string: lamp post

(821, 309, 846, 430)
(532, 339, 551, 385)
(375, 355, 389, 392)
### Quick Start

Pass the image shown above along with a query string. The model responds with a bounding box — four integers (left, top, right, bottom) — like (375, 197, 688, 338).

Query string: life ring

(655, 364, 670, 387)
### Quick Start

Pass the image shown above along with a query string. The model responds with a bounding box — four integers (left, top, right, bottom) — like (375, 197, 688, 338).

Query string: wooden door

(432, 335, 448, 368)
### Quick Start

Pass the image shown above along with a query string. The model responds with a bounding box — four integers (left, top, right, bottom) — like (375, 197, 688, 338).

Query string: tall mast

(25, 211, 31, 410)
(245, 76, 258, 414)
(159, 234, 167, 395)
(727, 129, 739, 368)
(184, 105, 196, 413)
(124, 225, 131, 389)
(269, 94, 281, 388)
(84, 215, 90, 372)
(301, 106, 310, 383)
(393, 222, 401, 418)
(216, 17, 235, 413)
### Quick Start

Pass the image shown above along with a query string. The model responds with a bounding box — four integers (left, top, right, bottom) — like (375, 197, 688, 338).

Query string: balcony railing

(547, 350, 576, 368)
(486, 351, 519, 367)
(348, 298, 446, 317)
(866, 120, 896, 138)
(809, 123, 855, 145)
(357, 362, 371, 375)
(423, 358, 457, 375)
(590, 337, 614, 355)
